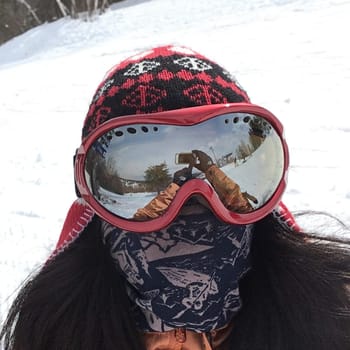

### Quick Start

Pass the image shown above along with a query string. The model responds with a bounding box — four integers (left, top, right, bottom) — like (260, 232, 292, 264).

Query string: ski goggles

(74, 103, 289, 232)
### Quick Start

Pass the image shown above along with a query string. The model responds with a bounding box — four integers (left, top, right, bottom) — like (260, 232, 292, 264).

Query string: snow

(1, 0, 350, 322)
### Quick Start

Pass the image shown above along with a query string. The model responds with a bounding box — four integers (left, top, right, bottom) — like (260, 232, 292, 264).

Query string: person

(1, 45, 349, 350)
(133, 149, 255, 221)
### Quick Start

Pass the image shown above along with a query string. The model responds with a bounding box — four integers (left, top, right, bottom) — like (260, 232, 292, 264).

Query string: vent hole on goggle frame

(114, 125, 159, 137)
(127, 127, 137, 134)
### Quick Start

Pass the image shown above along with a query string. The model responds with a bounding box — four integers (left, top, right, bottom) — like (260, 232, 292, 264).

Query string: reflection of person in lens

(3, 45, 349, 350)
(133, 150, 256, 220)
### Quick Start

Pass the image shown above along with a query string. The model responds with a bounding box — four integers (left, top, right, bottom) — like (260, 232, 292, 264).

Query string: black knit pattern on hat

(82, 45, 250, 139)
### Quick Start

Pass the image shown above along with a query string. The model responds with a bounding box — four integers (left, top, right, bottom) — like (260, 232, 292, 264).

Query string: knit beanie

(53, 45, 298, 258)
(82, 45, 250, 139)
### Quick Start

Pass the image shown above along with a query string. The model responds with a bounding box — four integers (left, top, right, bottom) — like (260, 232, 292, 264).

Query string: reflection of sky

(100, 113, 269, 181)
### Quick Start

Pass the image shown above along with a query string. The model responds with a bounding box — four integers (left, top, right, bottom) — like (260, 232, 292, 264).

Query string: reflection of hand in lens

(242, 191, 258, 205)
(191, 150, 214, 172)
(173, 166, 193, 186)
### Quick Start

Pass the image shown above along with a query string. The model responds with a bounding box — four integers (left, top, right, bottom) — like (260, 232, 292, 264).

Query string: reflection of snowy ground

(99, 187, 156, 219)
(221, 134, 283, 208)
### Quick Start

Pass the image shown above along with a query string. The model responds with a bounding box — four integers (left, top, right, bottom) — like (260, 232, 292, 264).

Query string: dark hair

(1, 214, 349, 350)
(229, 214, 350, 349)
(0, 216, 144, 350)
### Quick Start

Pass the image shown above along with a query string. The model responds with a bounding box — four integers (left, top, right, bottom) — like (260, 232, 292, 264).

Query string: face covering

(102, 211, 253, 332)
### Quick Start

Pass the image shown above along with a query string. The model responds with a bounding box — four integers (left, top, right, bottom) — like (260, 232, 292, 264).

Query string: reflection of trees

(249, 134, 264, 150)
(236, 141, 253, 161)
(144, 162, 172, 194)
(85, 148, 124, 196)
(100, 131, 114, 148)
(249, 116, 270, 138)
(233, 116, 270, 163)
(100, 157, 124, 195)
(248, 116, 270, 153)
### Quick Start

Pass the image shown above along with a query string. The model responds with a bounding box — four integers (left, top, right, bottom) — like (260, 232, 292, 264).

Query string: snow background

(1, 0, 350, 323)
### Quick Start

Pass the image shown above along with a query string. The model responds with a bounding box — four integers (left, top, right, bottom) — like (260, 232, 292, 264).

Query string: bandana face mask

(74, 103, 289, 232)
(101, 214, 253, 332)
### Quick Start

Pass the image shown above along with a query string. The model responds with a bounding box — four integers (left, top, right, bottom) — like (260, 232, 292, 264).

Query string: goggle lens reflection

(83, 112, 284, 220)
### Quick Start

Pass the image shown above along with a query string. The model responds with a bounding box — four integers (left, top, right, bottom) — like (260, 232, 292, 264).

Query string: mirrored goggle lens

(83, 112, 285, 219)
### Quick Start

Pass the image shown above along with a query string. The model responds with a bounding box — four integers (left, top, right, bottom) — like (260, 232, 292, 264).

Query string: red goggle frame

(74, 103, 289, 232)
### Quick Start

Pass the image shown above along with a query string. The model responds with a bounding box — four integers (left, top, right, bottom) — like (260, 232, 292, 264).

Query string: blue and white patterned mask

(102, 212, 253, 333)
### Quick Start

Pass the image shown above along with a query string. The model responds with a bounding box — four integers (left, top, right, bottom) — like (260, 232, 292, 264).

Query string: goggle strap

(73, 150, 82, 198)
(49, 199, 94, 260)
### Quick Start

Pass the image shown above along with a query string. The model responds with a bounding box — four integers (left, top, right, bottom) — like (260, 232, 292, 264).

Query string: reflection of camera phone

(175, 152, 194, 164)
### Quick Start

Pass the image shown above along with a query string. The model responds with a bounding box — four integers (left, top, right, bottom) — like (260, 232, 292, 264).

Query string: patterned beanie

(82, 45, 250, 139)
(52, 45, 299, 259)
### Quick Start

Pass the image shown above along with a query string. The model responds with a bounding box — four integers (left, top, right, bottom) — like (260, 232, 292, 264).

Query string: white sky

(0, 0, 350, 322)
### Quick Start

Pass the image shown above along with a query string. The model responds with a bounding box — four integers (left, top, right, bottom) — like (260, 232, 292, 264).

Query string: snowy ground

(1, 0, 350, 322)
